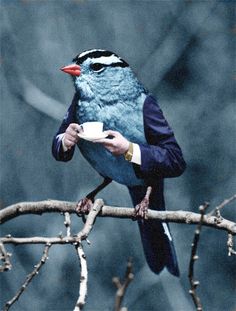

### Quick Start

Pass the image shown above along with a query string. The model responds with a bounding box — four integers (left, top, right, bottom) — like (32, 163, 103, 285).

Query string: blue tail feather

(128, 185, 180, 277)
(138, 219, 179, 276)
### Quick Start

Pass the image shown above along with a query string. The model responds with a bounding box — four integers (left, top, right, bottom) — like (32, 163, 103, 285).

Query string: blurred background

(0, 1, 235, 310)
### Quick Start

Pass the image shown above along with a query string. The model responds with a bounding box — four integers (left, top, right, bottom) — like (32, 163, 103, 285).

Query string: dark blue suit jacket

(52, 94, 186, 183)
(133, 95, 186, 182)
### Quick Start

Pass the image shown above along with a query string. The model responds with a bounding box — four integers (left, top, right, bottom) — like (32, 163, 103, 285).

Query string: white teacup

(81, 122, 104, 136)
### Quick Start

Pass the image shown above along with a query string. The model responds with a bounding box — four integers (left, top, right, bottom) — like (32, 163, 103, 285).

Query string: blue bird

(52, 49, 186, 276)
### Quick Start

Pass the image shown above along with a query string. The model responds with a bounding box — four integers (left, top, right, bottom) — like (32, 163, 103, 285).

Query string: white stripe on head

(91, 55, 122, 65)
(78, 49, 105, 58)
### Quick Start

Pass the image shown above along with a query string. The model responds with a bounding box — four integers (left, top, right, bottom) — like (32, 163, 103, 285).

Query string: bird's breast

(76, 93, 147, 186)
(77, 141, 145, 186)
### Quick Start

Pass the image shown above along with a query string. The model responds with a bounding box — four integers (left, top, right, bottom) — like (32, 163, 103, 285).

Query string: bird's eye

(90, 63, 105, 72)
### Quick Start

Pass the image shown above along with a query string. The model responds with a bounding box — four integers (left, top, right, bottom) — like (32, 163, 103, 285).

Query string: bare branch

(113, 277, 122, 289)
(0, 242, 12, 272)
(76, 199, 104, 241)
(227, 233, 236, 256)
(73, 200, 103, 310)
(3, 243, 51, 311)
(214, 194, 236, 212)
(188, 203, 209, 311)
(0, 200, 104, 245)
(0, 200, 77, 224)
(1, 236, 81, 245)
(64, 212, 72, 237)
(1, 200, 103, 311)
(74, 243, 88, 311)
(209, 194, 236, 221)
(0, 196, 235, 311)
(113, 258, 134, 311)
(1, 198, 235, 234)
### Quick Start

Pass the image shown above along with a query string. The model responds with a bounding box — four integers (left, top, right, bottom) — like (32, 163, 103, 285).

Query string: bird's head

(60, 49, 146, 103)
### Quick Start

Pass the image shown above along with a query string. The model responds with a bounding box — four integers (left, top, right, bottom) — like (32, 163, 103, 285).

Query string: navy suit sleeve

(134, 95, 186, 179)
(52, 93, 78, 162)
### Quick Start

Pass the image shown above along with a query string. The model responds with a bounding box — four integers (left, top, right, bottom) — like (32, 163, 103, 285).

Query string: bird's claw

(133, 198, 149, 220)
(133, 186, 152, 220)
(76, 197, 94, 214)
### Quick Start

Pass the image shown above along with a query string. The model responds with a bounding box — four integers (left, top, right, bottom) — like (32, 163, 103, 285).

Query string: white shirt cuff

(61, 134, 68, 152)
(131, 143, 141, 165)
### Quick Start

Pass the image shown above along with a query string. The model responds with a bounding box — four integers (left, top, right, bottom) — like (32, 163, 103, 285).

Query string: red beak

(60, 64, 81, 76)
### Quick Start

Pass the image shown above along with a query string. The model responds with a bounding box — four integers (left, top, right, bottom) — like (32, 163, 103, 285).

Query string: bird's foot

(133, 186, 152, 220)
(76, 197, 94, 214)
(134, 198, 149, 220)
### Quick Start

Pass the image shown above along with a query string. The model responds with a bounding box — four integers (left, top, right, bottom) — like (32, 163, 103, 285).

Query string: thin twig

(188, 203, 209, 311)
(113, 258, 134, 311)
(209, 194, 236, 217)
(0, 242, 12, 272)
(3, 243, 51, 311)
(214, 194, 236, 212)
(64, 212, 71, 236)
(227, 233, 236, 256)
(74, 243, 88, 311)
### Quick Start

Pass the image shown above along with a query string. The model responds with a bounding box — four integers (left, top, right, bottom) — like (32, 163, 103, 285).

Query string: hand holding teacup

(63, 121, 104, 150)
(79, 121, 129, 156)
(95, 130, 130, 156)
(63, 123, 82, 150)
(63, 121, 129, 156)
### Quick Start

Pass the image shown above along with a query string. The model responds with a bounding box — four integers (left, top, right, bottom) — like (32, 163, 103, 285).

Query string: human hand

(63, 123, 82, 150)
(95, 130, 129, 156)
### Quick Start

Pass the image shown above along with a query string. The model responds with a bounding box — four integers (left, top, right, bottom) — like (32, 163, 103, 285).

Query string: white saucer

(77, 132, 108, 141)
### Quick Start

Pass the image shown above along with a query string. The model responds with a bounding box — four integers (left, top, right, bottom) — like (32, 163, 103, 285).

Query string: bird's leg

(134, 186, 152, 220)
(76, 177, 112, 214)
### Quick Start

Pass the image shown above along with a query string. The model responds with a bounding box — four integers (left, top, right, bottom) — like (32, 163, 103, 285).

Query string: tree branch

(209, 194, 236, 224)
(3, 243, 51, 311)
(0, 236, 83, 245)
(74, 243, 88, 311)
(227, 233, 236, 256)
(76, 199, 104, 241)
(74, 199, 103, 311)
(188, 203, 209, 311)
(1, 199, 103, 311)
(1, 198, 235, 234)
(212, 194, 236, 214)
(0, 196, 235, 311)
(0, 242, 12, 272)
(64, 212, 72, 237)
(113, 258, 134, 311)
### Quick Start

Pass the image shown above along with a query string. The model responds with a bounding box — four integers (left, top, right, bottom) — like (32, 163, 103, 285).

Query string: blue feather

(76, 65, 147, 186)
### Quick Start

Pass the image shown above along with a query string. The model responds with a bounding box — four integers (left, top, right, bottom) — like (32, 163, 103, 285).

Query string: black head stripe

(108, 62, 129, 68)
(73, 50, 113, 63)
(72, 50, 129, 68)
